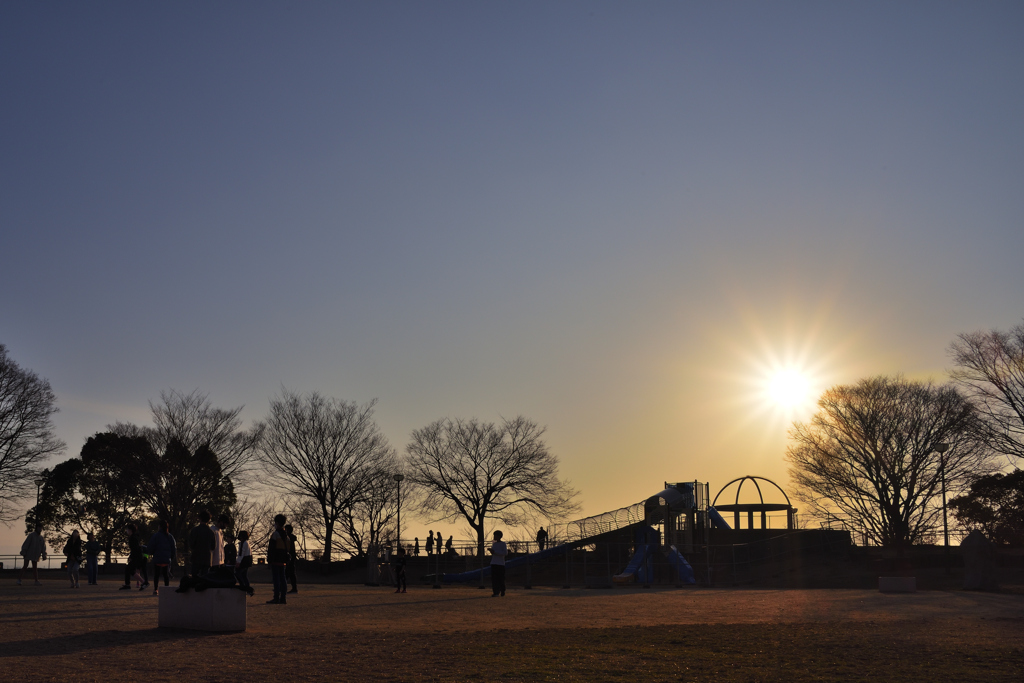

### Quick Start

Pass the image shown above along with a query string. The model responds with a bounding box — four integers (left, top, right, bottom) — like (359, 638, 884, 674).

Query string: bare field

(2, 578, 1022, 682)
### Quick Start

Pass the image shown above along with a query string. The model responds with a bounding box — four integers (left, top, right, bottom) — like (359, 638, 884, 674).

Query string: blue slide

(709, 506, 731, 529)
(667, 545, 696, 584)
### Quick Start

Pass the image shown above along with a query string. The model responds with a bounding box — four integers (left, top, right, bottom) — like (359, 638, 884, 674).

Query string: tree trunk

(475, 523, 485, 558)
(323, 518, 334, 563)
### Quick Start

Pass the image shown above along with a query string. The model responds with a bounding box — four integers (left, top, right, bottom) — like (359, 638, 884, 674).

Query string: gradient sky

(2, 2, 1023, 551)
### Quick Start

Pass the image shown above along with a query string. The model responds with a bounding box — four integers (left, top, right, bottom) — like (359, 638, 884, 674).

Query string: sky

(2, 2, 1023, 552)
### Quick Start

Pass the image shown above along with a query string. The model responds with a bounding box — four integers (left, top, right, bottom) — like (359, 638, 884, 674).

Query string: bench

(157, 587, 246, 631)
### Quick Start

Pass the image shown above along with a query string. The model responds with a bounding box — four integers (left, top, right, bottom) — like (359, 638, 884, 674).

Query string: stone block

(158, 587, 246, 631)
(878, 576, 916, 593)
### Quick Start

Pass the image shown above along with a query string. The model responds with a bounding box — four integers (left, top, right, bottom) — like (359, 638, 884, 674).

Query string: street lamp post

(934, 442, 950, 574)
(393, 473, 405, 550)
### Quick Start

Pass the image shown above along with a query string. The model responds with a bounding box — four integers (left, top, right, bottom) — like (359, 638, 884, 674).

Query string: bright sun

(765, 368, 813, 410)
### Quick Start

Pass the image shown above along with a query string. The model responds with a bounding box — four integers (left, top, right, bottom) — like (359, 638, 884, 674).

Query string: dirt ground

(2, 575, 1022, 682)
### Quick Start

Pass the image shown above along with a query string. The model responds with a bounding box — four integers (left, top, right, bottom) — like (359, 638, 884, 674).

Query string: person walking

(85, 532, 101, 585)
(18, 524, 47, 586)
(267, 514, 290, 604)
(489, 530, 507, 597)
(120, 524, 148, 591)
(536, 526, 548, 552)
(285, 524, 298, 594)
(187, 510, 215, 578)
(147, 520, 177, 594)
(64, 530, 83, 588)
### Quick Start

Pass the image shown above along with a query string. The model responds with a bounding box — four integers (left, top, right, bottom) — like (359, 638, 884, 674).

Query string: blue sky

(2, 2, 1023, 549)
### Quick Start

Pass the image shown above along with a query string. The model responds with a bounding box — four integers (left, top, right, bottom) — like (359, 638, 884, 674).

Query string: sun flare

(765, 368, 813, 410)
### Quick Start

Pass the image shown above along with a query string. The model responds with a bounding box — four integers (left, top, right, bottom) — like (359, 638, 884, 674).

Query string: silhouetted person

(235, 530, 254, 596)
(64, 530, 82, 588)
(85, 532, 101, 585)
(267, 514, 290, 604)
(210, 513, 228, 567)
(392, 547, 407, 593)
(18, 524, 47, 586)
(120, 523, 148, 591)
(285, 524, 298, 594)
(188, 510, 215, 577)
(489, 530, 507, 597)
(445, 535, 453, 556)
(426, 530, 434, 557)
(536, 526, 548, 552)
(413, 537, 420, 556)
(435, 533, 443, 556)
(147, 520, 177, 594)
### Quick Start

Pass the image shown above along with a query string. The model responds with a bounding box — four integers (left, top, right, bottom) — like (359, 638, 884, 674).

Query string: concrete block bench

(878, 576, 916, 593)
(158, 587, 246, 631)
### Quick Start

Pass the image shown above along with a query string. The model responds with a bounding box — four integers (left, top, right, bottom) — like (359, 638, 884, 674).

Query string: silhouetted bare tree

(256, 391, 395, 562)
(0, 345, 65, 522)
(950, 321, 1024, 464)
(407, 416, 579, 557)
(110, 389, 262, 484)
(787, 375, 992, 548)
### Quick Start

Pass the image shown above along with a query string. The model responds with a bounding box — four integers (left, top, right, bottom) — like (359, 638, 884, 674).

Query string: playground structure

(427, 474, 856, 588)
(438, 480, 740, 587)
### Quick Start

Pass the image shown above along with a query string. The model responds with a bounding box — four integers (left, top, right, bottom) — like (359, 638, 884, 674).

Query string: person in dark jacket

(85, 532, 101, 585)
(120, 524, 148, 591)
(147, 520, 177, 594)
(64, 530, 83, 588)
(267, 514, 290, 604)
(285, 524, 298, 594)
(187, 510, 215, 578)
(391, 546, 407, 594)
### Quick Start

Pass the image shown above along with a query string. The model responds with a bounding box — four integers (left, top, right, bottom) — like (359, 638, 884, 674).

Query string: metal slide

(666, 545, 696, 584)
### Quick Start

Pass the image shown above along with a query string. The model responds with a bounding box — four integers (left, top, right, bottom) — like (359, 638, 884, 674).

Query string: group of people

(17, 510, 301, 604)
(416, 530, 455, 557)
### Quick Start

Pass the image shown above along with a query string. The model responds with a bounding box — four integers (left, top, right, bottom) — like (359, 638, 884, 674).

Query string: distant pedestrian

(413, 537, 420, 556)
(435, 534, 443, 555)
(235, 530, 254, 596)
(285, 524, 298, 594)
(187, 510, 215, 577)
(64, 530, 83, 588)
(392, 547, 408, 594)
(18, 524, 47, 586)
(267, 514, 290, 604)
(119, 524, 148, 591)
(147, 520, 177, 594)
(426, 531, 434, 556)
(489, 530, 507, 597)
(445, 535, 453, 556)
(85, 532, 101, 585)
(536, 526, 548, 552)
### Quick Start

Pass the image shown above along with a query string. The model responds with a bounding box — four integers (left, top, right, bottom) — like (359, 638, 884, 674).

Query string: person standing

(284, 524, 298, 594)
(489, 530, 507, 597)
(267, 514, 290, 604)
(147, 520, 177, 594)
(64, 530, 83, 588)
(18, 524, 47, 586)
(426, 530, 434, 557)
(445, 535, 453, 556)
(235, 530, 254, 596)
(120, 524, 148, 591)
(435, 533, 443, 556)
(413, 537, 420, 556)
(188, 510, 215, 577)
(392, 546, 408, 594)
(210, 514, 227, 567)
(536, 526, 548, 552)
(85, 532, 101, 585)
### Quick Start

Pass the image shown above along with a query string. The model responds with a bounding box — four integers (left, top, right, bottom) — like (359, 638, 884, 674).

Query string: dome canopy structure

(712, 476, 797, 530)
